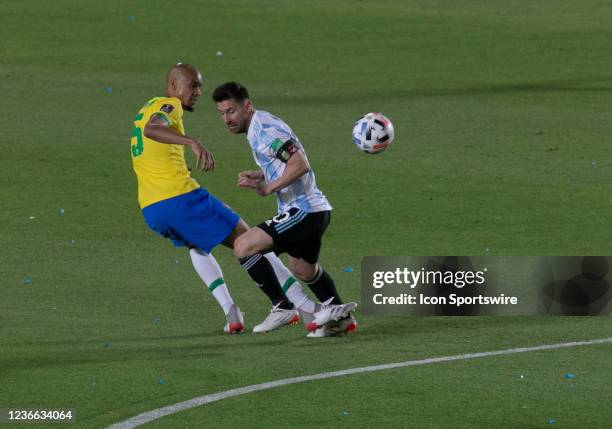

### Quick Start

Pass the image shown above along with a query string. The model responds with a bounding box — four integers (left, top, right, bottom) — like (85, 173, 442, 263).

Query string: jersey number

(131, 113, 144, 157)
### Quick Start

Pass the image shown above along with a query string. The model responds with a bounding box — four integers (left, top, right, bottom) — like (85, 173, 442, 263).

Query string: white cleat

(307, 312, 358, 338)
(307, 298, 358, 332)
(223, 304, 244, 334)
(298, 303, 321, 330)
(253, 304, 300, 334)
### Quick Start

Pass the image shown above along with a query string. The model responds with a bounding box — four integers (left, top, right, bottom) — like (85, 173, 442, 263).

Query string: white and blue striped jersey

(246, 110, 332, 214)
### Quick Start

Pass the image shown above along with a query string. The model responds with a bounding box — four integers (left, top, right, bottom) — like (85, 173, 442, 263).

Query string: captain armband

(275, 140, 299, 163)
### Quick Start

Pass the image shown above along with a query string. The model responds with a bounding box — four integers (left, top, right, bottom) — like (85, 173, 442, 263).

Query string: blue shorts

(142, 188, 240, 253)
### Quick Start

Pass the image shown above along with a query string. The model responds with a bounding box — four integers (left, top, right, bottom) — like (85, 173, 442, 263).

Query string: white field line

(107, 337, 612, 429)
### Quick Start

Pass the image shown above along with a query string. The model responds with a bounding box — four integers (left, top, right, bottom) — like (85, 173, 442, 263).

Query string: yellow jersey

(130, 96, 200, 208)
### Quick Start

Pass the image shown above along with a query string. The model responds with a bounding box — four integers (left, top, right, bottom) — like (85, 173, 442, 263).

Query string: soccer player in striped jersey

(212, 82, 358, 337)
(130, 64, 318, 334)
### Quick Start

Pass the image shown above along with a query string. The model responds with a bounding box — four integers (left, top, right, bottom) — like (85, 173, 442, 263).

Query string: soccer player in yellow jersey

(130, 64, 321, 334)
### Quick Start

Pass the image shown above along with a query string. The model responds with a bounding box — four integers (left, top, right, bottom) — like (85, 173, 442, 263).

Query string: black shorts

(257, 208, 331, 264)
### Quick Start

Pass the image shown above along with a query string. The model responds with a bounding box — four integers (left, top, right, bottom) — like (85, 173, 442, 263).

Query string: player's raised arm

(143, 114, 215, 172)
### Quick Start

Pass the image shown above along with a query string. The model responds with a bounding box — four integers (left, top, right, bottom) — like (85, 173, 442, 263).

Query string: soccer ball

(352, 112, 395, 154)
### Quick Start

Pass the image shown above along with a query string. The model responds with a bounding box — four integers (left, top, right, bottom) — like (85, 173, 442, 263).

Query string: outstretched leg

(189, 247, 244, 334)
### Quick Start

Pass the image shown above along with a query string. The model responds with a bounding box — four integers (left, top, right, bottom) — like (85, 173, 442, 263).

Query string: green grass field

(2, 0, 612, 427)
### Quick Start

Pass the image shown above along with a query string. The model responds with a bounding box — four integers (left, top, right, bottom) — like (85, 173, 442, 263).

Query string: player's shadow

(2, 333, 207, 348)
(1, 334, 309, 371)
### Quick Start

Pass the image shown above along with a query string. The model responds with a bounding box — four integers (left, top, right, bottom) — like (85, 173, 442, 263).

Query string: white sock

(264, 252, 317, 313)
(189, 248, 234, 315)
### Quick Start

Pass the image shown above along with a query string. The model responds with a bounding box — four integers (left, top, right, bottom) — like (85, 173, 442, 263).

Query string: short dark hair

(212, 81, 250, 103)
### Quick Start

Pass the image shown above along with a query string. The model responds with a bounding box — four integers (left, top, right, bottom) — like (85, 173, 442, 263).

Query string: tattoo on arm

(148, 113, 171, 127)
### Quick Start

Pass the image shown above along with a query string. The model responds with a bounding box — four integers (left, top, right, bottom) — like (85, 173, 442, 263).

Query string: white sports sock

(264, 252, 317, 313)
(189, 248, 234, 315)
